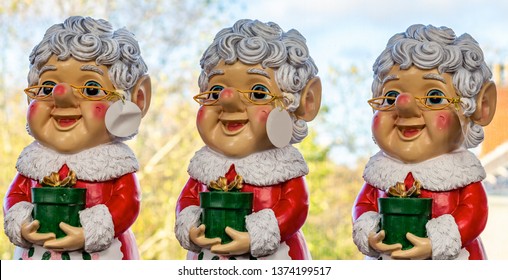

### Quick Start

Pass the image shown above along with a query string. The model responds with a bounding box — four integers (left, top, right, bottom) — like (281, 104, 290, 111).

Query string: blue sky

(227, 0, 508, 164)
(2, 0, 507, 164)
(232, 0, 508, 65)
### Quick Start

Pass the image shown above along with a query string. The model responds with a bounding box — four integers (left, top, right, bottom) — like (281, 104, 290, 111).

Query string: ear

(130, 74, 152, 118)
(294, 76, 322, 122)
(471, 81, 497, 126)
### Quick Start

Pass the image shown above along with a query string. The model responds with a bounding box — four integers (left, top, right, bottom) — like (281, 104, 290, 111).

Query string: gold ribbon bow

(41, 170, 77, 188)
(208, 175, 243, 192)
(387, 180, 422, 198)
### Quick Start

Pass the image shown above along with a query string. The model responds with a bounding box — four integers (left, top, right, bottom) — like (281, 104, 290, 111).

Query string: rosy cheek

(372, 114, 380, 131)
(196, 107, 206, 124)
(93, 103, 108, 119)
(27, 102, 38, 121)
(255, 107, 270, 123)
(435, 112, 452, 130)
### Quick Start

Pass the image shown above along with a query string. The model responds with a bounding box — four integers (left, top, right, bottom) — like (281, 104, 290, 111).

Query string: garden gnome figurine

(3, 16, 151, 260)
(352, 24, 496, 260)
(175, 19, 322, 260)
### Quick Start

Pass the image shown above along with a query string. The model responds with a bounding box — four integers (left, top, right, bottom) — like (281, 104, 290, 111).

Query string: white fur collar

(363, 149, 486, 191)
(188, 146, 308, 186)
(16, 141, 139, 182)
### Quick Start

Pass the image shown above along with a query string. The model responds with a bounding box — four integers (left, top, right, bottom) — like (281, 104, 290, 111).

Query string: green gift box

(378, 197, 432, 250)
(200, 191, 253, 244)
(32, 187, 86, 239)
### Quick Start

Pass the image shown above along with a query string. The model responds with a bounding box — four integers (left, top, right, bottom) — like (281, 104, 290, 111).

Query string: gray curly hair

(27, 16, 148, 100)
(372, 24, 492, 148)
(198, 19, 318, 144)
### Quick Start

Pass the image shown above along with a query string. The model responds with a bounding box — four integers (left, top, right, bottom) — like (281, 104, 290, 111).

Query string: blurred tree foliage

(296, 131, 365, 260)
(0, 0, 364, 260)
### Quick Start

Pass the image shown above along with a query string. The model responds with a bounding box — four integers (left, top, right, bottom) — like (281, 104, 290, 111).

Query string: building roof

(481, 142, 508, 195)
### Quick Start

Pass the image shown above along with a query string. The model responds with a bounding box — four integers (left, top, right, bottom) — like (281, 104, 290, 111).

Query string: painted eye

(383, 90, 399, 105)
(426, 89, 447, 105)
(39, 81, 56, 96)
(83, 81, 106, 96)
(250, 84, 271, 101)
(208, 85, 224, 100)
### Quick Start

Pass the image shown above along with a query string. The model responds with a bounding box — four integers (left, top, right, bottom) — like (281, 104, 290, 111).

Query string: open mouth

(220, 119, 248, 135)
(52, 116, 82, 130)
(58, 118, 78, 127)
(397, 125, 425, 140)
(226, 122, 245, 131)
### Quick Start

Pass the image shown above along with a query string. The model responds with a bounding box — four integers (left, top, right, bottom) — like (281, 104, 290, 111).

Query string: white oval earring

(105, 100, 142, 138)
(266, 107, 293, 148)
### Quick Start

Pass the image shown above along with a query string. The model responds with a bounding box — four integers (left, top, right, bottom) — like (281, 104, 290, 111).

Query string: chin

(208, 144, 248, 158)
(219, 149, 249, 158)
(38, 138, 92, 154)
(391, 151, 438, 164)
(42, 143, 81, 154)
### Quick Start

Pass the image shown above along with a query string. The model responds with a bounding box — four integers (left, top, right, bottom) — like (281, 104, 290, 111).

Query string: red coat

(353, 180, 488, 259)
(176, 165, 310, 259)
(3, 164, 141, 260)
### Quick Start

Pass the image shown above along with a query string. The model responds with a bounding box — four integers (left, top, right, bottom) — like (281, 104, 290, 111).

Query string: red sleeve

(452, 182, 488, 247)
(352, 183, 380, 221)
(175, 177, 201, 216)
(106, 173, 141, 237)
(271, 177, 309, 242)
(3, 173, 35, 214)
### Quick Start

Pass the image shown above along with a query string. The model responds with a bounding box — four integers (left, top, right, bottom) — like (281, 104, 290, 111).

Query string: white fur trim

(352, 211, 381, 258)
(363, 149, 485, 191)
(16, 141, 139, 182)
(245, 208, 281, 257)
(174, 205, 202, 253)
(426, 214, 462, 260)
(188, 146, 308, 186)
(4, 201, 34, 248)
(79, 204, 114, 252)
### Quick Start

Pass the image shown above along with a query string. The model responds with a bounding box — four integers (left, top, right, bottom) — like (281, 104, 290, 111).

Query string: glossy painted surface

(196, 60, 281, 158)
(27, 56, 116, 154)
(4, 165, 141, 259)
(353, 181, 488, 259)
(372, 66, 465, 163)
(177, 165, 310, 259)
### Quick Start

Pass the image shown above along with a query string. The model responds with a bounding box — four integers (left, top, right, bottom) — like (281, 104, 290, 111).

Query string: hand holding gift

(352, 24, 496, 260)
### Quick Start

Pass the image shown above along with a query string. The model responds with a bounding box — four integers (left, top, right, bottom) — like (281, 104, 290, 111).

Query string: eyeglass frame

(193, 88, 284, 107)
(367, 95, 461, 111)
(24, 84, 125, 102)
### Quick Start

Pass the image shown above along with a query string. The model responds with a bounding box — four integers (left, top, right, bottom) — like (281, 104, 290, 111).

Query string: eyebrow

(208, 69, 224, 80)
(39, 65, 57, 75)
(423, 73, 446, 84)
(247, 68, 270, 78)
(382, 74, 399, 84)
(81, 65, 104, 76)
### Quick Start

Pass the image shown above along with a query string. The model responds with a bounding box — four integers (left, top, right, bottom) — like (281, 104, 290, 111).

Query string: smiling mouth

(227, 122, 245, 131)
(397, 125, 425, 140)
(52, 116, 82, 130)
(221, 120, 248, 135)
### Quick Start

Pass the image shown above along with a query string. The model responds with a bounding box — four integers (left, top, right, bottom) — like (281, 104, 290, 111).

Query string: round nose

(395, 92, 421, 117)
(52, 83, 78, 107)
(218, 87, 244, 112)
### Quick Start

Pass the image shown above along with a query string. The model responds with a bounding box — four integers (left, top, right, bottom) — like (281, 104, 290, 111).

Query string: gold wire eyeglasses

(193, 88, 284, 107)
(24, 84, 125, 102)
(368, 95, 461, 111)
